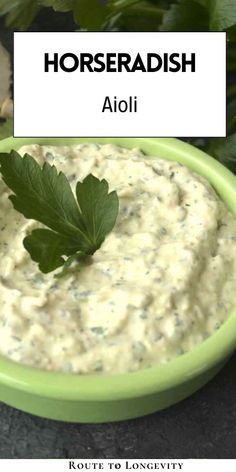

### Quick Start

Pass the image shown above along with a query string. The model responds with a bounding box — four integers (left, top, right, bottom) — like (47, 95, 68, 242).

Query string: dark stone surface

(0, 9, 236, 461)
(0, 353, 235, 459)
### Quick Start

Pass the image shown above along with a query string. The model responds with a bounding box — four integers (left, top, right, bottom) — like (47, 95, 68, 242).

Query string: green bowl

(0, 136, 236, 423)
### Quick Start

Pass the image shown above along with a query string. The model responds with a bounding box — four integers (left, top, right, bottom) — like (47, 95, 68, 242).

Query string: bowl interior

(0, 136, 236, 401)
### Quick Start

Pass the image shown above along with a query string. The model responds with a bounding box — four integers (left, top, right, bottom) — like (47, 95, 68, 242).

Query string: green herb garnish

(0, 119, 13, 140)
(0, 150, 119, 274)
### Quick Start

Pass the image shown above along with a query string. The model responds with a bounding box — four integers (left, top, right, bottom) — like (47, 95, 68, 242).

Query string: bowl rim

(0, 136, 236, 402)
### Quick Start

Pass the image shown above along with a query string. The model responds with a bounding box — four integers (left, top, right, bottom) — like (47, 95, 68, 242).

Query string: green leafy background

(0, 0, 236, 171)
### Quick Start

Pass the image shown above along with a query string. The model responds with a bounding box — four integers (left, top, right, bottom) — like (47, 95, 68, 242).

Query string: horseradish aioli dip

(0, 143, 236, 374)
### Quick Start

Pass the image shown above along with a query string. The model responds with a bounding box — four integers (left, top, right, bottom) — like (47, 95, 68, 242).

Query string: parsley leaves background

(0, 0, 236, 171)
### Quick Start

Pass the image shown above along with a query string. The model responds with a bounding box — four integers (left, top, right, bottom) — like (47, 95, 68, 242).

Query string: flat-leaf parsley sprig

(0, 150, 119, 274)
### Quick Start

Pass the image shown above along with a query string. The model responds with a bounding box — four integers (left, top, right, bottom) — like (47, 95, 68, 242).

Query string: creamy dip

(0, 143, 236, 374)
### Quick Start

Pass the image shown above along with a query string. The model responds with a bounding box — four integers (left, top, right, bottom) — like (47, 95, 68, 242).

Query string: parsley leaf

(23, 228, 81, 273)
(160, 0, 209, 32)
(0, 118, 13, 140)
(0, 150, 119, 273)
(196, 0, 236, 31)
(0, 151, 82, 238)
(39, 0, 74, 12)
(73, 0, 110, 30)
(76, 174, 119, 253)
(0, 0, 40, 30)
